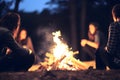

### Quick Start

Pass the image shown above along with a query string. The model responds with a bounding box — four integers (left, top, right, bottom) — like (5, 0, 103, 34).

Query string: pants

(0, 52, 35, 72)
(80, 45, 96, 61)
(95, 49, 120, 69)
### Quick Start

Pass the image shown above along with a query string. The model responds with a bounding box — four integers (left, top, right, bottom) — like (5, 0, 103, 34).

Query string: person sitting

(16, 28, 40, 64)
(96, 4, 120, 69)
(80, 22, 106, 61)
(0, 12, 35, 72)
(17, 29, 35, 53)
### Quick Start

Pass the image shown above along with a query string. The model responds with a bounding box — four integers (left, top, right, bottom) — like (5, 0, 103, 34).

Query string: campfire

(29, 31, 95, 71)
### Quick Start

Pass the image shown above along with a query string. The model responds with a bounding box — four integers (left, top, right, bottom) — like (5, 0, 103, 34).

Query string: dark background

(0, 0, 120, 59)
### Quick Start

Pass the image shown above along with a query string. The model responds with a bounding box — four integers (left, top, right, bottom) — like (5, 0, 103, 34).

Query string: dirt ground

(0, 69, 120, 80)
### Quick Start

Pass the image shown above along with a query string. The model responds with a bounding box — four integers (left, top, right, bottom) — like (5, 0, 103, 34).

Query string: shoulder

(0, 27, 13, 39)
(0, 27, 10, 33)
(110, 22, 120, 28)
(96, 30, 104, 36)
(109, 22, 120, 31)
(0, 27, 11, 35)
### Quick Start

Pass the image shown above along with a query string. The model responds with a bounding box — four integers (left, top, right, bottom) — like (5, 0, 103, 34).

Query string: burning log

(67, 56, 89, 70)
(50, 55, 66, 70)
(29, 31, 95, 71)
(38, 50, 89, 71)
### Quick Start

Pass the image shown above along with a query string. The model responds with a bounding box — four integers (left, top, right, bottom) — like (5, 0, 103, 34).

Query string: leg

(0, 52, 35, 72)
(13, 53, 35, 71)
(95, 48, 112, 70)
(80, 45, 96, 61)
(95, 49, 106, 69)
(0, 55, 15, 72)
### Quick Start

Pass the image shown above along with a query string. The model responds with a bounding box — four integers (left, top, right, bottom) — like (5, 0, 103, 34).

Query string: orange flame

(29, 31, 95, 71)
(41, 31, 90, 71)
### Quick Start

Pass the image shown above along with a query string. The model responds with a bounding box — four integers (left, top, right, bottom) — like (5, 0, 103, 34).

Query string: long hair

(88, 22, 99, 41)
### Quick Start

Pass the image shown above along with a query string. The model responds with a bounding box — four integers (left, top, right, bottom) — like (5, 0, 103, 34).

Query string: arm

(86, 40, 99, 49)
(81, 32, 100, 49)
(3, 32, 32, 55)
(26, 37, 35, 53)
(81, 39, 99, 49)
(106, 23, 118, 54)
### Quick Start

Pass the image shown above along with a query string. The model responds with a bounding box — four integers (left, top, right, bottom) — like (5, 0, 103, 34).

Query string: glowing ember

(38, 31, 91, 71)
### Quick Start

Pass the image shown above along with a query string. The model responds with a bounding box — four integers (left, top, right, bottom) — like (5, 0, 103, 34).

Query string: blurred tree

(46, 0, 69, 13)
(0, 0, 13, 17)
(14, 0, 22, 12)
(0, 0, 22, 16)
(69, 0, 78, 51)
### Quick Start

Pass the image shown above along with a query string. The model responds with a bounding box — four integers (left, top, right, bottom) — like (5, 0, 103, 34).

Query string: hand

(6, 48, 12, 54)
(104, 46, 107, 51)
(28, 49, 32, 54)
(23, 45, 27, 49)
(80, 39, 87, 47)
(23, 45, 33, 54)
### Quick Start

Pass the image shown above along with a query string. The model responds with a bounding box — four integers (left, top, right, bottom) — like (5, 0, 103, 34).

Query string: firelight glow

(52, 31, 70, 59)
(41, 30, 88, 70)
(29, 30, 95, 71)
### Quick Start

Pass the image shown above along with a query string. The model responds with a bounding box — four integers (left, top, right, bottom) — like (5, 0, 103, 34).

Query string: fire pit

(29, 31, 95, 71)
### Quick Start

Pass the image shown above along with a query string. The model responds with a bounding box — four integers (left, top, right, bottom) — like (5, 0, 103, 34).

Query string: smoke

(36, 26, 56, 59)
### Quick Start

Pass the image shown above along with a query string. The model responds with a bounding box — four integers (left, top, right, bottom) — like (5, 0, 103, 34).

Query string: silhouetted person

(17, 28, 40, 64)
(80, 22, 106, 61)
(96, 4, 120, 69)
(0, 12, 35, 72)
(17, 29, 35, 53)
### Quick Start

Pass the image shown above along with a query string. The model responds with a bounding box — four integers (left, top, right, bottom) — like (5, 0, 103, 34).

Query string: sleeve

(27, 37, 35, 53)
(106, 23, 118, 55)
(3, 32, 31, 56)
(94, 32, 100, 43)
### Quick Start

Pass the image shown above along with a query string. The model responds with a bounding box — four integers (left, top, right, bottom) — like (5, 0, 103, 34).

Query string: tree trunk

(69, 0, 77, 51)
(14, 0, 21, 12)
(80, 0, 87, 39)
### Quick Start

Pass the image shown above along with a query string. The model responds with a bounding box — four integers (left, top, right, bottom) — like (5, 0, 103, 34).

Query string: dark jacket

(0, 27, 30, 56)
(0, 27, 34, 71)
